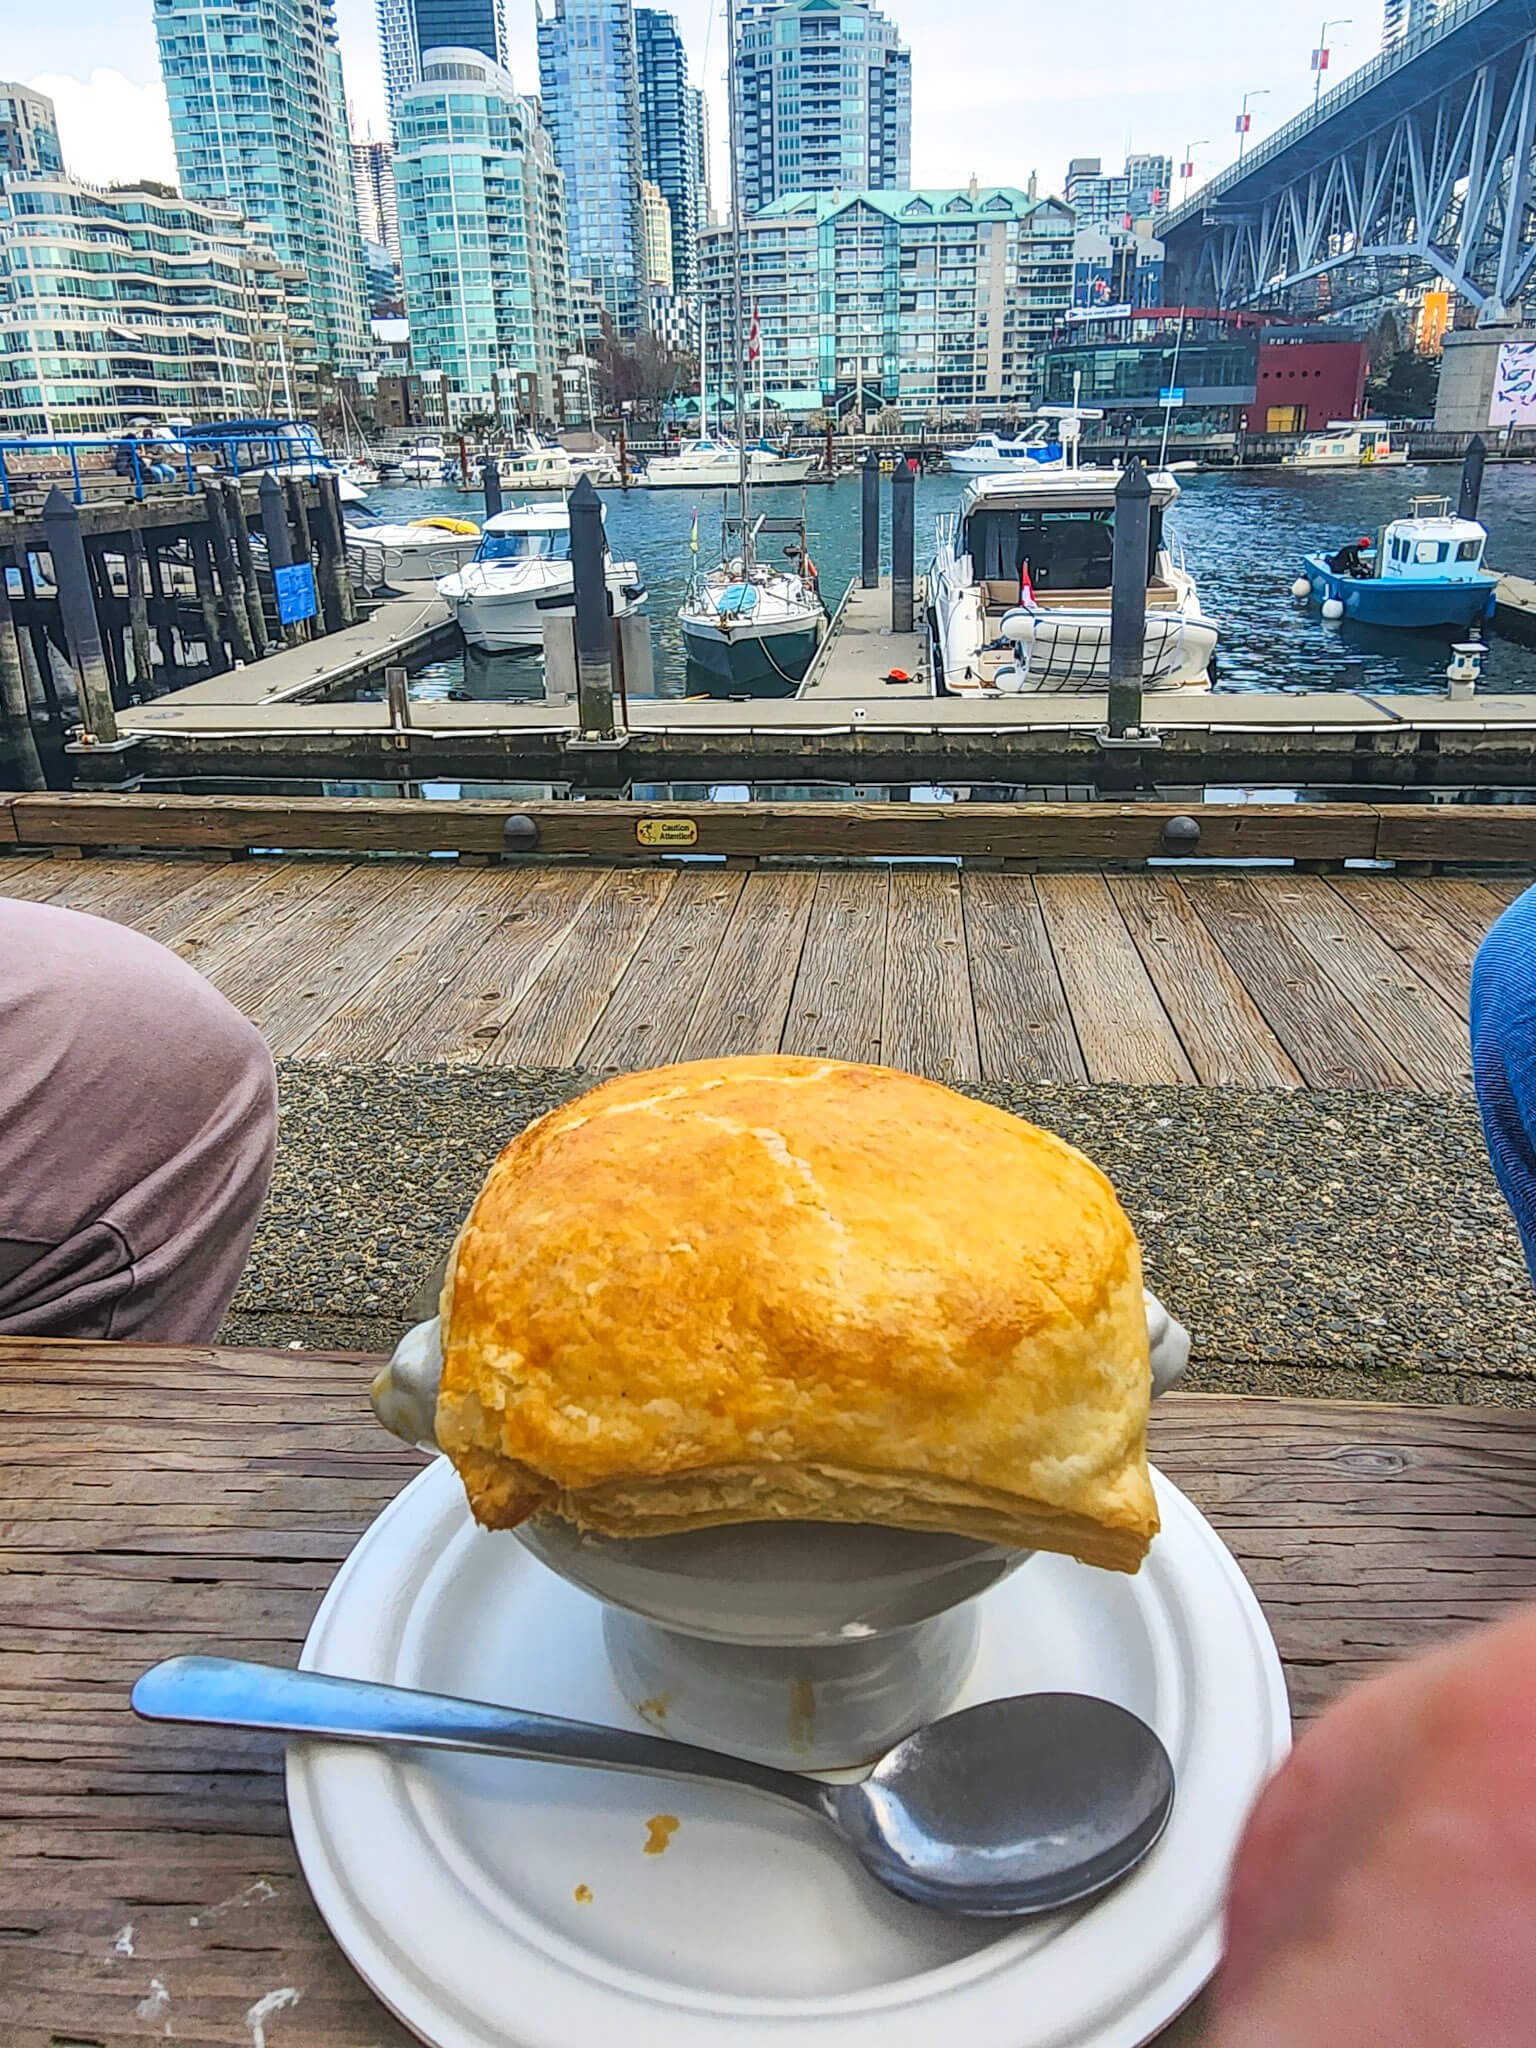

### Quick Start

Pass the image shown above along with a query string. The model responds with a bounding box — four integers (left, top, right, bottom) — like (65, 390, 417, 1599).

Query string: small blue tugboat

(1296, 496, 1499, 630)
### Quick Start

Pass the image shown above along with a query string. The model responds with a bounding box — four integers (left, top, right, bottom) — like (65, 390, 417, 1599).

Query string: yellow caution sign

(636, 818, 698, 847)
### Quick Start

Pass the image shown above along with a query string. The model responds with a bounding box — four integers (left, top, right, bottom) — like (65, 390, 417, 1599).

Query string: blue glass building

(0, 84, 63, 183)
(733, 0, 910, 218)
(635, 10, 700, 296)
(154, 0, 370, 370)
(377, 0, 508, 133)
(537, 0, 647, 337)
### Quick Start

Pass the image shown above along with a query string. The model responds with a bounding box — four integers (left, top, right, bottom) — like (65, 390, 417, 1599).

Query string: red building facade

(1247, 329, 1369, 434)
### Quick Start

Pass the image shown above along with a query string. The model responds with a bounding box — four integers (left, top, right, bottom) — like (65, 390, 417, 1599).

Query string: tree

(1366, 349, 1440, 420)
(873, 406, 904, 435)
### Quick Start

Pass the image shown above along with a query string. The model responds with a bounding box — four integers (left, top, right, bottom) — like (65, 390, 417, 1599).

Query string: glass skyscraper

(377, 0, 508, 133)
(733, 0, 910, 217)
(0, 83, 64, 183)
(154, 0, 370, 370)
(635, 9, 701, 295)
(537, 0, 648, 337)
(395, 49, 569, 421)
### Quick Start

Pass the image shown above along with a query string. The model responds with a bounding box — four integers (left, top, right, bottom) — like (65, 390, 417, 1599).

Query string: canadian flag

(1019, 560, 1037, 606)
(746, 303, 761, 363)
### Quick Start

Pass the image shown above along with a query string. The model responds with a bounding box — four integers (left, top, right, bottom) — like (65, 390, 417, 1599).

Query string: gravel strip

(230, 1063, 1536, 1402)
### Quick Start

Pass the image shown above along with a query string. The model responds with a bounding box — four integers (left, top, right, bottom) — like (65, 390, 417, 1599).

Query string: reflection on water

(356, 460, 1536, 703)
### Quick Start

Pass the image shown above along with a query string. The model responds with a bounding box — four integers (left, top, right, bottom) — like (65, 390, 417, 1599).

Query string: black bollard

(259, 470, 304, 650)
(1459, 432, 1487, 522)
(1108, 458, 1152, 739)
(482, 455, 503, 520)
(568, 473, 615, 737)
(891, 456, 915, 633)
(41, 486, 120, 742)
(860, 451, 880, 588)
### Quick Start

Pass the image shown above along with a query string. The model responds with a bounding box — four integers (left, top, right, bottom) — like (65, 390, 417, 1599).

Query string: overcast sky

(16, 0, 1371, 201)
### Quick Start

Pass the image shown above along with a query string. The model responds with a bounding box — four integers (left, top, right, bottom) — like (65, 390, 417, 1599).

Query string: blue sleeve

(1471, 882, 1536, 1283)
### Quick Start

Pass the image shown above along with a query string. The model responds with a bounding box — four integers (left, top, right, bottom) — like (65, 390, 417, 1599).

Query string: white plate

(288, 1460, 1289, 2048)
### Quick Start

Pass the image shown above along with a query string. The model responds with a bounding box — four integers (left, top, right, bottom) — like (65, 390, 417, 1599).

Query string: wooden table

(5, 1339, 1536, 2046)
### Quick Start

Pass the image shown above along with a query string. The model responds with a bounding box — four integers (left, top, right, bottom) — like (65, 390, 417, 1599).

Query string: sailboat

(678, 0, 823, 691)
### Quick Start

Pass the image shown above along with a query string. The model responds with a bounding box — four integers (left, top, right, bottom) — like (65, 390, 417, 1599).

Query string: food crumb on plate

(572, 1884, 593, 1905)
(643, 1814, 680, 1856)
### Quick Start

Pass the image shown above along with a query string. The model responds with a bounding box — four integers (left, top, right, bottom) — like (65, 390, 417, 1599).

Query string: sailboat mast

(725, 0, 751, 549)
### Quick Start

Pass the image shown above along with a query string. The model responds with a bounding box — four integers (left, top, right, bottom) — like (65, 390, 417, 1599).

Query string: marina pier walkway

(0, 846, 1512, 1088)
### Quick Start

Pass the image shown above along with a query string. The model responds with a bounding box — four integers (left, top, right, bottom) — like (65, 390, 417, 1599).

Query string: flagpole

(726, 0, 751, 555)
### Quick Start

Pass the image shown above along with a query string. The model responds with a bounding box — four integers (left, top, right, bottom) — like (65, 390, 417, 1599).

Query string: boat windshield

(477, 529, 570, 562)
(965, 504, 1161, 591)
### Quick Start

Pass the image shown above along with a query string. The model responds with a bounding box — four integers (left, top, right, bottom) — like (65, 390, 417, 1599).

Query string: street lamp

(1179, 139, 1209, 203)
(1235, 88, 1270, 167)
(1312, 18, 1351, 106)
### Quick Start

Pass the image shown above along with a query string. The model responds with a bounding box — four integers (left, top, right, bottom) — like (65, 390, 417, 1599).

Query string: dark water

(360, 459, 1536, 702)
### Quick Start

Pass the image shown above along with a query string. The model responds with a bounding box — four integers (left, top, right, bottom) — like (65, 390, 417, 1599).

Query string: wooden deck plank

(1264, 876, 1470, 1091)
(18, 857, 225, 932)
(166, 858, 356, 979)
(1327, 875, 1483, 1022)
(961, 872, 1086, 1083)
(1183, 878, 1413, 1089)
(1106, 875, 1303, 1089)
(578, 868, 746, 1072)
(0, 856, 82, 902)
(781, 866, 889, 1064)
(1034, 874, 1195, 1085)
(881, 867, 981, 1084)
(675, 869, 818, 1062)
(492, 869, 674, 1067)
(210, 865, 475, 1057)
(1401, 877, 1513, 946)
(294, 869, 533, 1061)
(385, 868, 606, 1064)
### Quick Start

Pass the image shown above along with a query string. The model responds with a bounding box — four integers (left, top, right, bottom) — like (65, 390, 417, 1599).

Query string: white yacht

(641, 436, 819, 488)
(399, 435, 448, 481)
(436, 503, 646, 651)
(343, 500, 482, 585)
(944, 423, 1065, 475)
(1282, 420, 1408, 470)
(928, 416, 1217, 694)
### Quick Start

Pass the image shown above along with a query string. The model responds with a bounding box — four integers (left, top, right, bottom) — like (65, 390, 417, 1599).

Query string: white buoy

(1291, 577, 1312, 598)
(1321, 597, 1345, 621)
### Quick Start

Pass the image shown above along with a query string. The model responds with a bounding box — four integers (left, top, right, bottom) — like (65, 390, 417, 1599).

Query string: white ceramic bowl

(371, 1296, 1190, 1767)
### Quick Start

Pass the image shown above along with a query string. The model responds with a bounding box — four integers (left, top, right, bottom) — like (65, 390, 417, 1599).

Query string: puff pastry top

(435, 1056, 1158, 1571)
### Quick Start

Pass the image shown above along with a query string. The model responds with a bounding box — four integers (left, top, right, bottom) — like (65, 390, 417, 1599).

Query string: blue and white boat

(1297, 496, 1499, 630)
(945, 424, 1065, 475)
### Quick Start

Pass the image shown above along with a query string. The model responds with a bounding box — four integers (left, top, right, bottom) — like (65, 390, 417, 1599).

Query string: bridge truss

(1160, 0, 1536, 320)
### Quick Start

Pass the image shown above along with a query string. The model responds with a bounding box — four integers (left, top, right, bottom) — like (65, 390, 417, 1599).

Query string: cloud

(27, 68, 178, 188)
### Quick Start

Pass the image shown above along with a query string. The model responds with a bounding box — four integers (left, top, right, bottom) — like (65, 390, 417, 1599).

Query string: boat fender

(417, 517, 480, 534)
(884, 667, 913, 683)
(1321, 597, 1345, 621)
(1291, 577, 1312, 598)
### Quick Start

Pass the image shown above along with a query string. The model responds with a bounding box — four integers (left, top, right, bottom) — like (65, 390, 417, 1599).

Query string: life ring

(416, 516, 480, 534)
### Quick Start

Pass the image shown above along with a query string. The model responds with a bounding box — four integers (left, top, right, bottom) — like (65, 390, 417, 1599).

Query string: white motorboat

(398, 436, 448, 480)
(567, 442, 621, 485)
(344, 501, 482, 585)
(944, 423, 1065, 475)
(1282, 420, 1408, 470)
(437, 502, 645, 651)
(928, 412, 1217, 695)
(495, 435, 576, 492)
(641, 436, 819, 488)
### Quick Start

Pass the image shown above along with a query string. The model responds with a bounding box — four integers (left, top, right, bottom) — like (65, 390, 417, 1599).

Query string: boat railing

(0, 428, 337, 511)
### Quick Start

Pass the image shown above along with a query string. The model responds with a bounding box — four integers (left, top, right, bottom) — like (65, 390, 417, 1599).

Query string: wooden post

(189, 532, 230, 674)
(618, 412, 629, 487)
(15, 549, 63, 726)
(284, 478, 318, 643)
(1108, 457, 1151, 740)
(127, 531, 155, 695)
(260, 472, 304, 649)
(204, 482, 258, 664)
(569, 473, 616, 738)
(482, 455, 503, 520)
(313, 474, 355, 630)
(41, 486, 119, 742)
(1459, 433, 1487, 523)
(86, 546, 128, 702)
(223, 478, 269, 656)
(890, 456, 915, 633)
(0, 577, 46, 788)
(385, 663, 413, 730)
(144, 538, 181, 678)
(861, 451, 880, 587)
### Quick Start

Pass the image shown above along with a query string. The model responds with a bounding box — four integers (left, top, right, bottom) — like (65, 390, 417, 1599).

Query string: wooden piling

(284, 479, 318, 643)
(189, 532, 230, 675)
(0, 578, 46, 788)
(223, 478, 269, 657)
(86, 546, 128, 703)
(40, 487, 120, 743)
(14, 550, 63, 727)
(144, 538, 181, 679)
(126, 531, 155, 696)
(204, 483, 258, 665)
(312, 475, 355, 633)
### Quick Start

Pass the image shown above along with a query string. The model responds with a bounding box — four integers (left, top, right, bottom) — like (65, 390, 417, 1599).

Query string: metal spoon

(132, 1655, 1173, 1918)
